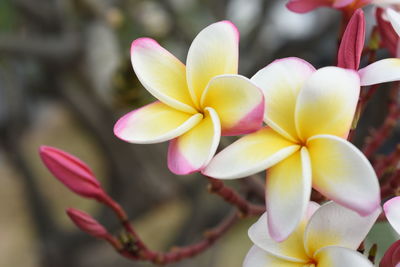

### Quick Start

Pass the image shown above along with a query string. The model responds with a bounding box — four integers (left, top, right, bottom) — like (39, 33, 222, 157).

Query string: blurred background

(0, 0, 397, 266)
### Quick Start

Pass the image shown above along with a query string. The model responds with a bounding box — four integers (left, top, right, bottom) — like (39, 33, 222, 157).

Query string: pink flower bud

(66, 208, 108, 238)
(376, 7, 400, 57)
(337, 9, 365, 70)
(380, 240, 400, 267)
(39, 146, 105, 199)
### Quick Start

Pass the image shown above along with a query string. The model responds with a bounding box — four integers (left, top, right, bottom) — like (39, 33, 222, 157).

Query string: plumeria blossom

(203, 57, 381, 241)
(244, 201, 380, 267)
(113, 21, 264, 175)
(381, 197, 400, 267)
(286, 0, 400, 14)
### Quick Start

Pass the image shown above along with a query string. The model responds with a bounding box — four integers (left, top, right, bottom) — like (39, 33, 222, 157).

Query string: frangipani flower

(286, 0, 400, 14)
(244, 201, 380, 267)
(114, 21, 264, 175)
(203, 57, 380, 241)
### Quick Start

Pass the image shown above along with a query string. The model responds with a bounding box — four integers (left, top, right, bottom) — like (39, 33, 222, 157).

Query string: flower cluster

(39, 2, 400, 266)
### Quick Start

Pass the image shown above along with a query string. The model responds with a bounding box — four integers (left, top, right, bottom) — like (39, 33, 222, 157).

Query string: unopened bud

(67, 208, 108, 238)
(39, 146, 104, 199)
(337, 9, 365, 70)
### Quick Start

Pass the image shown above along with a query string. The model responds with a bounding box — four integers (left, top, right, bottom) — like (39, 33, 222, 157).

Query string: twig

(206, 177, 265, 217)
(362, 83, 400, 158)
(112, 208, 238, 264)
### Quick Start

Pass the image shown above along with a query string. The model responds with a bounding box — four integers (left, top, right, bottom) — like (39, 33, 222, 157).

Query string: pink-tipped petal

(286, 0, 333, 13)
(304, 201, 380, 257)
(251, 57, 316, 142)
(201, 74, 264, 136)
(186, 21, 239, 107)
(337, 9, 365, 70)
(243, 245, 305, 267)
(114, 101, 202, 144)
(384, 197, 400, 235)
(315, 246, 374, 267)
(295, 67, 360, 141)
(168, 107, 220, 175)
(266, 148, 312, 242)
(39, 146, 104, 199)
(359, 58, 400, 86)
(307, 135, 380, 216)
(202, 127, 299, 179)
(131, 38, 196, 113)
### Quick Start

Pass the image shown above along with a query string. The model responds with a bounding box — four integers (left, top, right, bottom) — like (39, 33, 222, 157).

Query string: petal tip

(113, 111, 133, 142)
(218, 20, 240, 41)
(167, 139, 200, 175)
(384, 196, 400, 213)
(130, 37, 158, 55)
(222, 96, 265, 136)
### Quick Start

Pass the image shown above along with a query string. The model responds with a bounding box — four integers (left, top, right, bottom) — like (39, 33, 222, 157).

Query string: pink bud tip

(337, 9, 365, 70)
(66, 208, 108, 238)
(39, 146, 104, 199)
(380, 240, 400, 267)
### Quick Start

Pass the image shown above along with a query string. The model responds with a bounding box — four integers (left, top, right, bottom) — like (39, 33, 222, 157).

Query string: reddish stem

(362, 84, 400, 158)
(119, 211, 238, 264)
(374, 145, 400, 178)
(381, 168, 400, 200)
(98, 189, 247, 264)
(100, 193, 149, 251)
(206, 177, 265, 217)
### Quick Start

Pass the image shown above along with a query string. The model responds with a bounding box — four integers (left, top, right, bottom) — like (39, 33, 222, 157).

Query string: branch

(362, 83, 400, 158)
(206, 177, 265, 217)
(109, 206, 238, 264)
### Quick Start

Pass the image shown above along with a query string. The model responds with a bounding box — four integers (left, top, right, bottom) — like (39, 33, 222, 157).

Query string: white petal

(202, 127, 299, 179)
(168, 107, 220, 175)
(304, 201, 381, 257)
(307, 135, 380, 216)
(384, 196, 400, 235)
(295, 67, 360, 141)
(251, 57, 315, 142)
(248, 204, 319, 264)
(359, 58, 400, 86)
(186, 21, 239, 107)
(114, 101, 202, 144)
(131, 38, 196, 113)
(243, 246, 305, 267)
(266, 148, 312, 242)
(201, 74, 264, 136)
(315, 246, 374, 267)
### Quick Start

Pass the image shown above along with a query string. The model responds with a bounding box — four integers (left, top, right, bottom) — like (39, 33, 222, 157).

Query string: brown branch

(206, 177, 265, 217)
(381, 168, 400, 200)
(362, 84, 400, 158)
(112, 209, 238, 264)
(374, 144, 400, 178)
